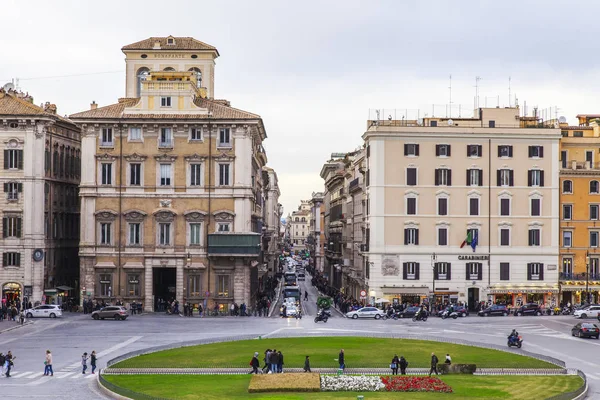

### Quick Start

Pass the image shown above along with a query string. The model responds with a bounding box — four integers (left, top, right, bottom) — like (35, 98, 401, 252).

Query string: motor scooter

(314, 309, 328, 323)
(412, 311, 428, 322)
(507, 335, 523, 348)
(441, 309, 459, 320)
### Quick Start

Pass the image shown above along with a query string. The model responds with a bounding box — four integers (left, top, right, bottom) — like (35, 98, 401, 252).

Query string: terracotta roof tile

(0, 89, 76, 126)
(122, 37, 218, 55)
(69, 98, 139, 119)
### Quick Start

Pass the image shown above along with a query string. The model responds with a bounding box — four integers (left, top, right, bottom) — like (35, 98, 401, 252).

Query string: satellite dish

(2, 82, 15, 91)
(559, 116, 567, 123)
(447, 119, 454, 125)
(417, 118, 423, 126)
(388, 115, 392, 121)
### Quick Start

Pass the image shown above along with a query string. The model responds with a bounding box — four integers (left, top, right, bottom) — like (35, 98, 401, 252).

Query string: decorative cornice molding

(154, 153, 178, 162)
(96, 152, 118, 161)
(123, 209, 148, 222)
(95, 209, 119, 221)
(124, 153, 148, 162)
(184, 153, 207, 162)
(184, 210, 208, 222)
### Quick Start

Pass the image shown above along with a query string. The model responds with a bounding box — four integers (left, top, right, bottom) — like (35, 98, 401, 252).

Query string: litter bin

(337, 368, 343, 376)
(357, 396, 364, 400)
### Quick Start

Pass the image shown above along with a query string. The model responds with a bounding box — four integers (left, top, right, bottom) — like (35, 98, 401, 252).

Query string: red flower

(380, 376, 453, 393)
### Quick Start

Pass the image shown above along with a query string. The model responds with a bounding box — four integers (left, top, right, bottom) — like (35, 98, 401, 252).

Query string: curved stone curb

(0, 320, 34, 333)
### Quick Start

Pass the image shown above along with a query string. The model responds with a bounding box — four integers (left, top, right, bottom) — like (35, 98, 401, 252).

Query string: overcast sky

(2, 0, 600, 215)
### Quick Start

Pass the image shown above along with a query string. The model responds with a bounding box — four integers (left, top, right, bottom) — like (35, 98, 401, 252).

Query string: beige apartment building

(70, 36, 275, 312)
(289, 200, 311, 253)
(308, 192, 325, 272)
(364, 107, 561, 310)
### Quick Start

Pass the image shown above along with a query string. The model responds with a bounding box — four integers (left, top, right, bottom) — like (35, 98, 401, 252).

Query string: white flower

(320, 375, 385, 392)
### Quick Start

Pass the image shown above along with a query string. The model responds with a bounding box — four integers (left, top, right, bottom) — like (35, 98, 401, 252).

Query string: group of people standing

(0, 351, 14, 377)
(249, 349, 285, 374)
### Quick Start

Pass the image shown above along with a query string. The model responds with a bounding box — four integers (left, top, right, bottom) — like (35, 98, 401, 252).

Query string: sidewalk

(0, 320, 33, 334)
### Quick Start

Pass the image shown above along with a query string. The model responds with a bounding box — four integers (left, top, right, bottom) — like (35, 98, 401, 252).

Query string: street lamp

(585, 251, 590, 305)
(431, 253, 437, 307)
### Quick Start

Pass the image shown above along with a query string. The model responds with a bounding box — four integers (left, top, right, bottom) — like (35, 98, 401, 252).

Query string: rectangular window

(99, 274, 111, 297)
(500, 228, 510, 246)
(531, 198, 541, 216)
(591, 205, 599, 220)
(500, 262, 510, 281)
(488, 120, 496, 128)
(562, 258, 573, 276)
(129, 127, 142, 141)
(500, 198, 510, 216)
(498, 145, 513, 158)
(438, 227, 448, 246)
(2, 216, 22, 238)
(100, 222, 111, 245)
(190, 164, 202, 186)
(4, 182, 22, 201)
(127, 274, 140, 296)
(100, 163, 112, 185)
(404, 228, 419, 245)
(129, 163, 141, 186)
(160, 164, 172, 186)
(528, 170, 544, 187)
(574, 131, 584, 137)
(101, 128, 113, 146)
(159, 223, 171, 245)
(159, 128, 173, 148)
(190, 223, 202, 245)
(467, 262, 481, 280)
(469, 198, 479, 216)
(528, 263, 543, 280)
(190, 127, 202, 141)
(436, 144, 451, 157)
(219, 128, 231, 147)
(406, 168, 417, 186)
(2, 252, 20, 267)
(435, 168, 452, 186)
(188, 275, 201, 297)
(467, 169, 482, 186)
(160, 96, 172, 107)
(528, 145, 544, 158)
(218, 164, 230, 186)
(435, 262, 449, 280)
(563, 205, 572, 220)
(128, 223, 141, 245)
(438, 197, 448, 216)
(406, 197, 416, 215)
(405, 262, 417, 279)
(561, 150, 567, 169)
(497, 169, 513, 187)
(217, 275, 230, 297)
(430, 120, 438, 127)
(217, 222, 230, 232)
(404, 143, 419, 156)
(3, 149, 23, 170)
(467, 144, 482, 157)
(529, 228, 541, 246)
(591, 231, 599, 248)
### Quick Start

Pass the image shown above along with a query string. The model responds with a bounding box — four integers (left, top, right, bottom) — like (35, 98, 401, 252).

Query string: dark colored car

(397, 306, 420, 319)
(454, 305, 469, 317)
(514, 303, 542, 316)
(478, 305, 509, 317)
(91, 306, 129, 320)
(571, 322, 600, 339)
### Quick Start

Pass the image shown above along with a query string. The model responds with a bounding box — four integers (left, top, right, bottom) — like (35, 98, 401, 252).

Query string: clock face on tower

(33, 249, 44, 262)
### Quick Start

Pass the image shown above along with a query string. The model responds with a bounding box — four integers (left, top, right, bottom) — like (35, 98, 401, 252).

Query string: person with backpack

(429, 353, 439, 376)
(399, 355, 408, 375)
(249, 352, 260, 374)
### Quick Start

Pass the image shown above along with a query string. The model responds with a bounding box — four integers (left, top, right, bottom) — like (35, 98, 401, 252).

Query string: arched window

(295, 217, 299, 222)
(591, 180, 599, 194)
(189, 67, 202, 88)
(136, 67, 150, 97)
(562, 180, 573, 194)
(163, 67, 175, 72)
(301, 217, 306, 222)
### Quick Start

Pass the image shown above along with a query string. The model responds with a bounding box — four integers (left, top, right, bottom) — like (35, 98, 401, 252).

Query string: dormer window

(167, 37, 175, 45)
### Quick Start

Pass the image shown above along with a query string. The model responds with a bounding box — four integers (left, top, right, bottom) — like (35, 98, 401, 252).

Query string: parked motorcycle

(412, 311, 428, 322)
(314, 309, 329, 323)
(507, 335, 523, 349)
(562, 307, 572, 315)
(441, 309, 459, 320)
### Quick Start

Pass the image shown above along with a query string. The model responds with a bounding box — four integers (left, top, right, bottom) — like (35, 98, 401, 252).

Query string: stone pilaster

(176, 259, 184, 306)
(233, 260, 250, 305)
(144, 259, 153, 312)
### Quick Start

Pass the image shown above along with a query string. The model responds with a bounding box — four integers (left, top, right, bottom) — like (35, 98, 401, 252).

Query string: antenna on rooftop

(475, 76, 481, 110)
(448, 74, 453, 118)
(508, 77, 511, 107)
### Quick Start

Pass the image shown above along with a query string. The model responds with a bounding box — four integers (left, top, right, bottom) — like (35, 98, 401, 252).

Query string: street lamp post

(431, 253, 437, 308)
(585, 251, 590, 305)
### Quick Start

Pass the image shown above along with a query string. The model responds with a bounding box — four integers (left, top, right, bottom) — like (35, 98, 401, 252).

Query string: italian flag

(460, 231, 473, 249)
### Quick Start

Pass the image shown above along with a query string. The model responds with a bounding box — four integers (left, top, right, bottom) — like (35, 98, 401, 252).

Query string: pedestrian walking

(429, 352, 439, 376)
(445, 353, 452, 365)
(277, 350, 284, 373)
(249, 352, 260, 374)
(399, 356, 408, 375)
(0, 353, 5, 376)
(262, 349, 271, 373)
(19, 311, 24, 325)
(5, 351, 14, 377)
(81, 352, 88, 374)
(303, 355, 311, 373)
(91, 351, 97, 374)
(270, 349, 279, 373)
(338, 349, 345, 371)
(44, 350, 53, 376)
(304, 291, 308, 301)
(198, 303, 203, 318)
(390, 354, 400, 375)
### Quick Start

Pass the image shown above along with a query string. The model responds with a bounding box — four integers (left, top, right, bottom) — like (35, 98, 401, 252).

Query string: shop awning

(44, 289, 58, 294)
(561, 286, 600, 292)
(382, 287, 429, 296)
(56, 286, 74, 291)
(489, 288, 559, 294)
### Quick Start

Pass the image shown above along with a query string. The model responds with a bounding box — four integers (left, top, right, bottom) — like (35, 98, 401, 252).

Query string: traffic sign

(360, 290, 367, 297)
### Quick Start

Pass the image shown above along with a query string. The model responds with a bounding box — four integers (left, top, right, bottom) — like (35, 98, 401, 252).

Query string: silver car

(346, 307, 387, 320)
(91, 306, 129, 320)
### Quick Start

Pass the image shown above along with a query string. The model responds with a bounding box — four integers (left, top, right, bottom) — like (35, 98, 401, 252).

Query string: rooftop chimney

(43, 102, 57, 114)
(90, 101, 98, 110)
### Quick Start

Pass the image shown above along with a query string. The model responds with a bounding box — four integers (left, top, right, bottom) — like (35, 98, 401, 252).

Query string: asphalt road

(272, 271, 328, 319)
(0, 294, 598, 399)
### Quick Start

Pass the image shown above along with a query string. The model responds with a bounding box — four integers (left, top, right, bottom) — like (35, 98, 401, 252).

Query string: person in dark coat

(303, 356, 311, 372)
(249, 352, 260, 374)
(338, 349, 345, 371)
(429, 352, 439, 376)
(262, 349, 271, 373)
(277, 351, 284, 373)
(270, 349, 279, 373)
(390, 354, 400, 375)
(399, 356, 408, 375)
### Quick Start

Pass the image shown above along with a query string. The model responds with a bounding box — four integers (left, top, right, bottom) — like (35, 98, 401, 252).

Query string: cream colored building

(289, 200, 310, 253)
(70, 36, 274, 312)
(363, 107, 561, 309)
(308, 192, 325, 272)
(0, 89, 81, 305)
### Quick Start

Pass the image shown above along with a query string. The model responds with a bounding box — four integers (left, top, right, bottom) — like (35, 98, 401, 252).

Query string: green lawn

(104, 374, 583, 400)
(111, 337, 558, 369)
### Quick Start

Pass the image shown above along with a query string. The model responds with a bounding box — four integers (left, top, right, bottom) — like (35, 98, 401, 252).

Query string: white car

(285, 305, 299, 317)
(24, 304, 63, 318)
(346, 307, 387, 320)
(574, 305, 600, 319)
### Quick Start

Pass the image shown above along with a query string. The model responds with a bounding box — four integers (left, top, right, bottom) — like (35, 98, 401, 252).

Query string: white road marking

(26, 373, 40, 379)
(587, 374, 600, 380)
(56, 372, 78, 379)
(66, 335, 143, 368)
(13, 372, 34, 378)
(261, 327, 303, 338)
(85, 373, 96, 379)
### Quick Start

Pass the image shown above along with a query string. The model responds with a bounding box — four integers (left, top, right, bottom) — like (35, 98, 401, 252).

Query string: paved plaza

(0, 278, 598, 399)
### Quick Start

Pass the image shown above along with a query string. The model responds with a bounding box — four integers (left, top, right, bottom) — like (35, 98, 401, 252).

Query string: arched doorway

(188, 67, 202, 88)
(2, 282, 21, 304)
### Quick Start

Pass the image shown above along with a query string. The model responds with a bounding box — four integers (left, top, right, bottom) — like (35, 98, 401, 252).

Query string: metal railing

(560, 273, 600, 281)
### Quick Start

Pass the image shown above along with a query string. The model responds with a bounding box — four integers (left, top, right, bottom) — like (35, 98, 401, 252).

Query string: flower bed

(320, 375, 385, 392)
(248, 373, 321, 393)
(381, 376, 453, 393)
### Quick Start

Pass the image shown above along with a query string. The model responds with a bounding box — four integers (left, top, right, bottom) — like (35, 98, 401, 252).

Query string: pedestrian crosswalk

(2, 370, 97, 380)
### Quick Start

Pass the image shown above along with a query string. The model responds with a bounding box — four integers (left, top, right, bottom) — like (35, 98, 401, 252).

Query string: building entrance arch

(2, 282, 22, 304)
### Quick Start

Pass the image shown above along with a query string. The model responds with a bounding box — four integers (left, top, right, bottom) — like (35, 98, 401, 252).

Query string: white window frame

(468, 195, 480, 216)
(436, 262, 449, 279)
(218, 128, 232, 148)
(217, 222, 231, 232)
(499, 196, 511, 216)
(405, 193, 418, 216)
(99, 162, 114, 186)
(157, 222, 172, 246)
(499, 169, 511, 187)
(562, 257, 573, 275)
(5, 149, 22, 169)
(437, 225, 448, 246)
(586, 150, 595, 167)
(405, 228, 418, 245)
(405, 166, 418, 186)
(6, 182, 20, 201)
(438, 144, 450, 157)
(99, 222, 112, 246)
(467, 144, 481, 158)
(127, 222, 142, 246)
(530, 263, 541, 279)
(530, 169, 542, 187)
(529, 227, 542, 247)
(190, 127, 203, 141)
(159, 127, 173, 148)
(217, 163, 231, 186)
(468, 262, 480, 280)
(100, 128, 113, 147)
(406, 262, 417, 279)
(160, 96, 172, 107)
(188, 222, 202, 246)
(437, 168, 450, 186)
(157, 163, 173, 187)
(405, 143, 418, 156)
(436, 193, 449, 216)
(563, 204, 573, 221)
(468, 168, 481, 186)
(591, 204, 599, 221)
(498, 145, 512, 158)
(128, 127, 142, 142)
(591, 180, 600, 194)
(189, 163, 203, 187)
(562, 180, 573, 194)
(3, 252, 20, 267)
(529, 194, 543, 217)
(530, 145, 543, 158)
(591, 231, 599, 248)
(128, 162, 143, 187)
(499, 225, 511, 247)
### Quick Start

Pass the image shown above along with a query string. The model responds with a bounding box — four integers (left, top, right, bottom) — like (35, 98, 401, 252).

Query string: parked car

(297, 273, 306, 281)
(396, 306, 420, 319)
(478, 305, 509, 317)
(514, 303, 543, 316)
(91, 306, 129, 320)
(454, 305, 469, 317)
(571, 322, 600, 339)
(346, 307, 387, 320)
(574, 305, 600, 319)
(24, 304, 62, 319)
